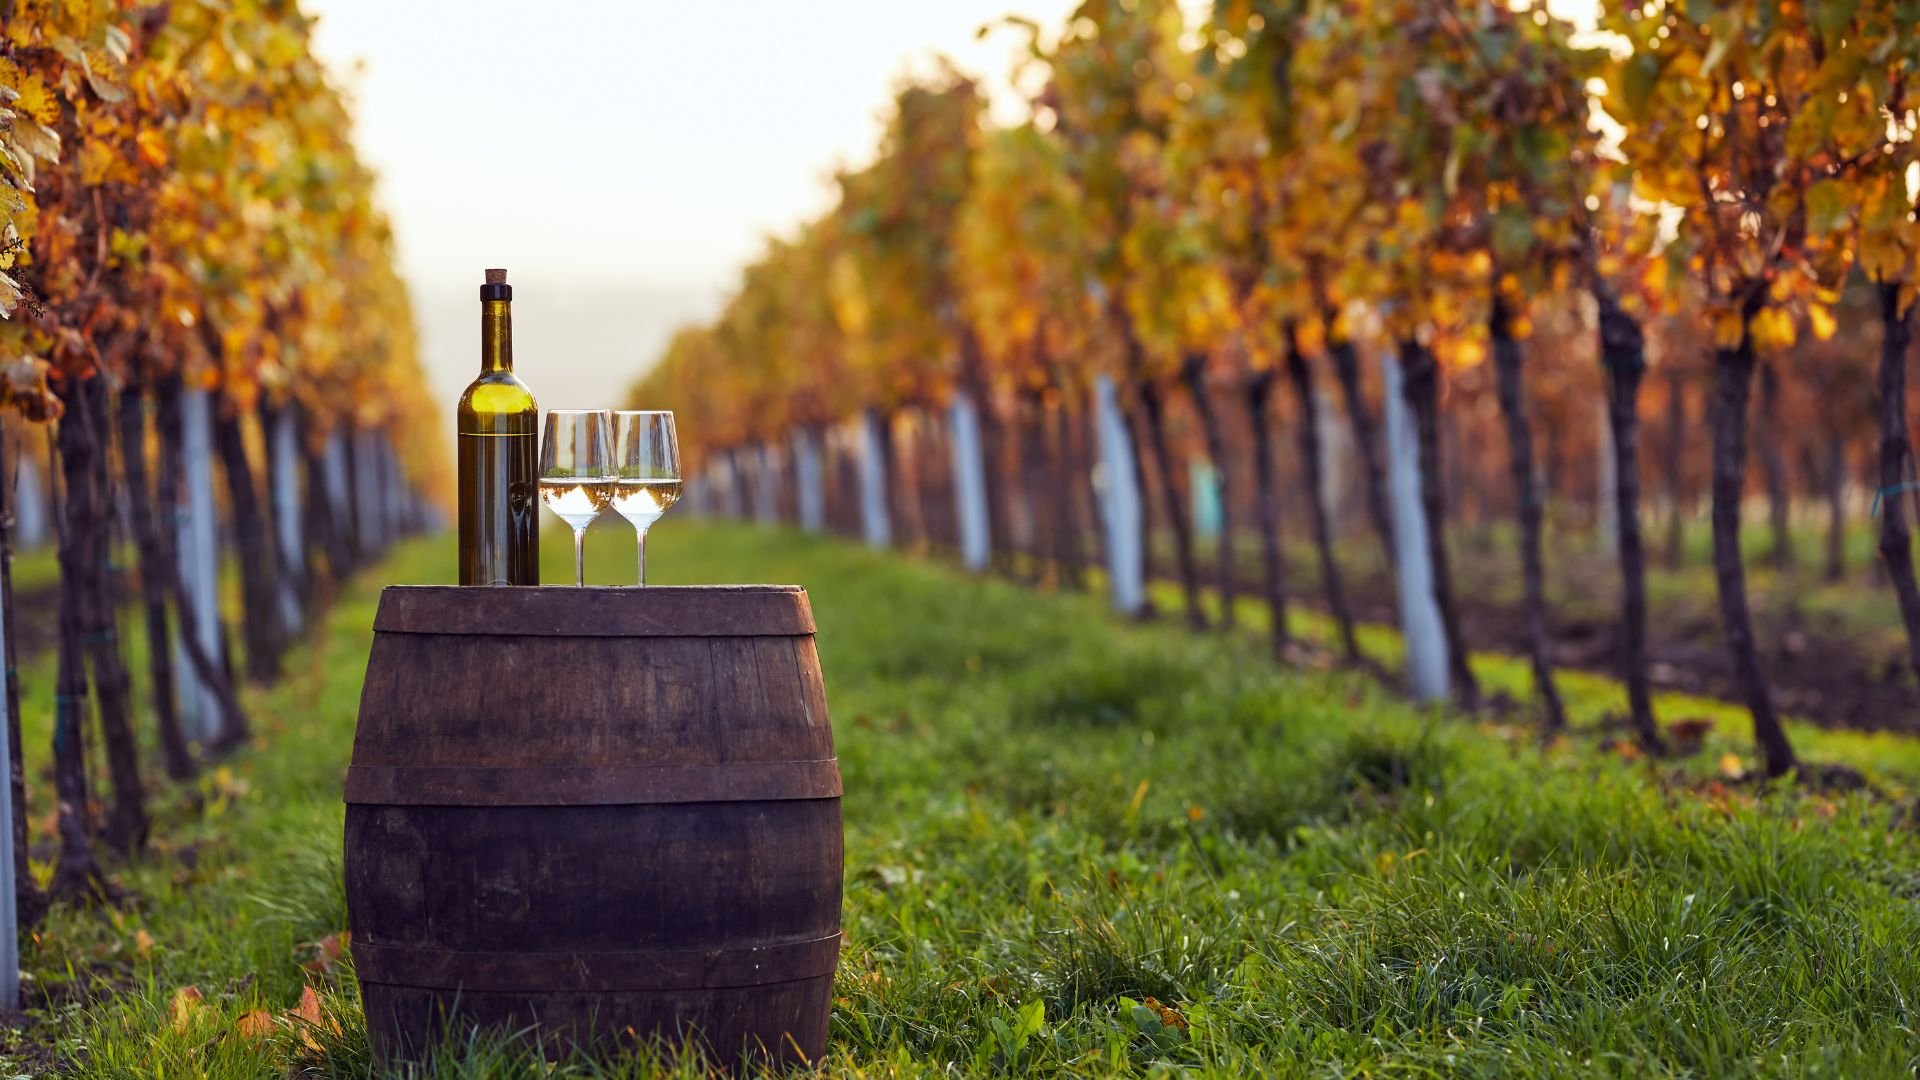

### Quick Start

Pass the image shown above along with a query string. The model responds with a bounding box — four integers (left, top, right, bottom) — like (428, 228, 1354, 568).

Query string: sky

(305, 0, 1087, 418)
(307, 1, 1601, 421)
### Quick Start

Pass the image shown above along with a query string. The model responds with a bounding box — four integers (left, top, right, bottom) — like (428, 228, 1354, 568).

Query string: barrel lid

(373, 585, 815, 637)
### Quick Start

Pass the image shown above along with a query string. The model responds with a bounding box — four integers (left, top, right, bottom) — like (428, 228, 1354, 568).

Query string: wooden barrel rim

(373, 585, 816, 638)
(352, 933, 842, 992)
(344, 760, 842, 806)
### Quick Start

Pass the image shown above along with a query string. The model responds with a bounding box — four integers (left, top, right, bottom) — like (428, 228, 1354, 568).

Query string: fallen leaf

(301, 931, 350, 973)
(1140, 996, 1188, 1031)
(211, 766, 251, 800)
(134, 928, 154, 958)
(234, 1010, 274, 1041)
(288, 985, 342, 1051)
(1667, 717, 1714, 751)
(1718, 753, 1747, 780)
(293, 985, 324, 1026)
(170, 985, 205, 1032)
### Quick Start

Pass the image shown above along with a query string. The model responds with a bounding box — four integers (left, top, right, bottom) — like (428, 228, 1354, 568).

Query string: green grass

(10, 543, 61, 594)
(1184, 512, 1915, 679)
(11, 519, 1920, 1077)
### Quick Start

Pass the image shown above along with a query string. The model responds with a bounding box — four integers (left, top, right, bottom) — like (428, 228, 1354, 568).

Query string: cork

(485, 269, 507, 284)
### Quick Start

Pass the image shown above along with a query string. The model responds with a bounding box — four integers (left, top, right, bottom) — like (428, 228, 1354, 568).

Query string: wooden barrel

(343, 585, 842, 1069)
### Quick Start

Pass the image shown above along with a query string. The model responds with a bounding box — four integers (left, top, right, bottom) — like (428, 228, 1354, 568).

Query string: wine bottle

(457, 269, 539, 585)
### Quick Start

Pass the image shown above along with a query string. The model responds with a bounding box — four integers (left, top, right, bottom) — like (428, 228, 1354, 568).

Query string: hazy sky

(307, 1, 1599, 420)
(306, 0, 1085, 416)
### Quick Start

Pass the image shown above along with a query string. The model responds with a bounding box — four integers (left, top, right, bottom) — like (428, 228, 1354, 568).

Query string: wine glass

(539, 409, 615, 586)
(611, 410, 682, 586)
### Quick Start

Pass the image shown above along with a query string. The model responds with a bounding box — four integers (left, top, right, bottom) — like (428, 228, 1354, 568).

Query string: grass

(1181, 510, 1916, 678)
(8, 517, 1920, 1077)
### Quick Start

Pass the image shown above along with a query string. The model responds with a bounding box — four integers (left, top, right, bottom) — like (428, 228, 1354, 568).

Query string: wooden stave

(344, 585, 842, 1067)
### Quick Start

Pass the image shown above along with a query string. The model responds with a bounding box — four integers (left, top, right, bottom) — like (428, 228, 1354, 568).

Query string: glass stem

(572, 526, 587, 587)
(636, 526, 649, 587)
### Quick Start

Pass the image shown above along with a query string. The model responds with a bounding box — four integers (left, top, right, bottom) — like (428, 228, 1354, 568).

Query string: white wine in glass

(539, 409, 615, 586)
(611, 410, 682, 585)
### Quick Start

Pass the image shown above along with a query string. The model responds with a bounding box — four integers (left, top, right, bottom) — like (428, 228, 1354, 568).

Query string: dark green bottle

(457, 269, 538, 585)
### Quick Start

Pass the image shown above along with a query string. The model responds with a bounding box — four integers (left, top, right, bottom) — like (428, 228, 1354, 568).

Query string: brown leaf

(1667, 717, 1714, 753)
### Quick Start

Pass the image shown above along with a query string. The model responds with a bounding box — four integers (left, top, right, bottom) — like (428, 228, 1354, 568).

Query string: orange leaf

(288, 985, 341, 1052)
(301, 931, 349, 973)
(1141, 996, 1189, 1030)
(234, 1010, 275, 1041)
(135, 128, 167, 170)
(134, 928, 154, 958)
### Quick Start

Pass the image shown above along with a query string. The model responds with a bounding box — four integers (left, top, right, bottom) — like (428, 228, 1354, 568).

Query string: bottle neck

(481, 300, 513, 372)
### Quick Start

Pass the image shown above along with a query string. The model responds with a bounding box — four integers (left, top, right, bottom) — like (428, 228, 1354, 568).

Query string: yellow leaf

(1751, 307, 1795, 352)
(1808, 304, 1837, 341)
(134, 928, 154, 958)
(1718, 753, 1747, 780)
(77, 139, 116, 186)
(9, 120, 60, 165)
(8, 70, 58, 126)
(1713, 311, 1744, 349)
(1640, 256, 1668, 296)
(170, 985, 205, 1033)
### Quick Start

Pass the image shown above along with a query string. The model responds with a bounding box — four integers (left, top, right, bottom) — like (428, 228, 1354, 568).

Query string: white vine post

(792, 428, 824, 534)
(271, 408, 303, 633)
(858, 410, 891, 548)
(354, 430, 381, 553)
(684, 470, 711, 518)
(753, 443, 781, 526)
(13, 456, 44, 550)
(1316, 387, 1353, 535)
(718, 450, 745, 519)
(948, 390, 992, 572)
(323, 428, 350, 556)
(1094, 374, 1146, 615)
(175, 387, 223, 742)
(1383, 352, 1449, 703)
(383, 436, 407, 539)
